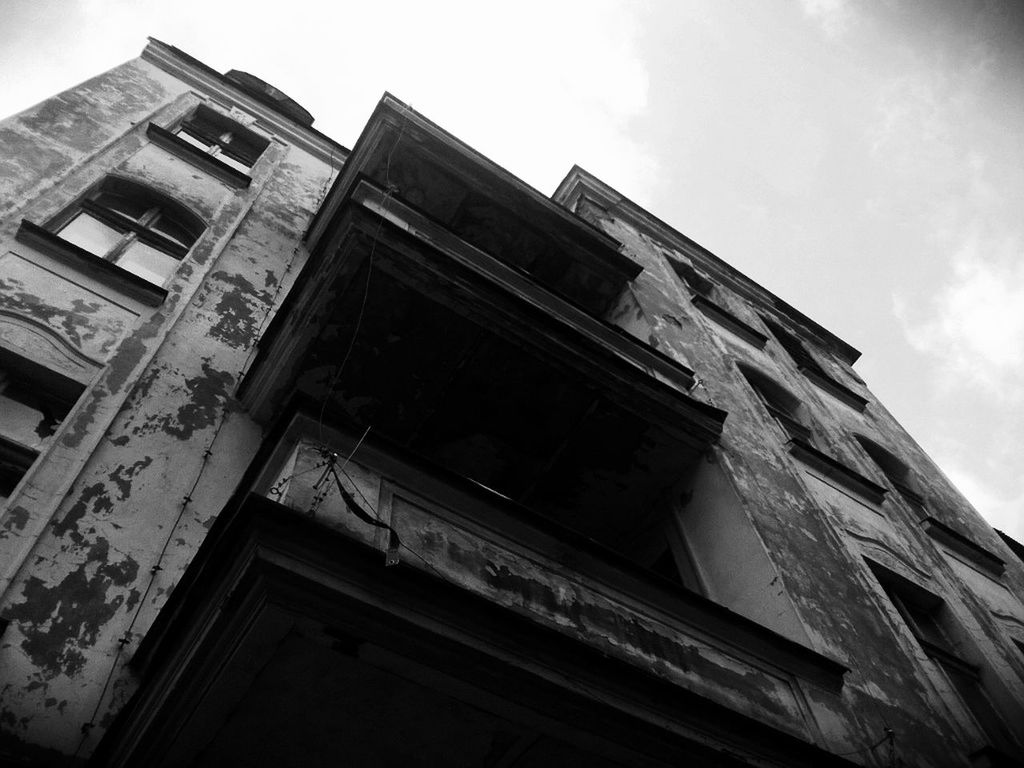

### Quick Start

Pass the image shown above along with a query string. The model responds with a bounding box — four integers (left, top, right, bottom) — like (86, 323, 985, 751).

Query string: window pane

(116, 240, 180, 285)
(214, 150, 251, 172)
(176, 128, 214, 152)
(58, 212, 123, 256)
(150, 215, 196, 249)
(93, 190, 151, 223)
(0, 392, 51, 451)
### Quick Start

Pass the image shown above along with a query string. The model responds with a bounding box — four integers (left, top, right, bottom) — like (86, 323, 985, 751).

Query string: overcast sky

(2, 0, 1022, 539)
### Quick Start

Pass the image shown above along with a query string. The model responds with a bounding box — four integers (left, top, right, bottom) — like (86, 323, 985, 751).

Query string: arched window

(54, 178, 204, 285)
(738, 365, 812, 442)
(855, 435, 924, 508)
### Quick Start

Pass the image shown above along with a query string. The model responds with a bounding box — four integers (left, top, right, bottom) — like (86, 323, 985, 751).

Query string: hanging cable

(315, 102, 412, 445)
(69, 146, 343, 763)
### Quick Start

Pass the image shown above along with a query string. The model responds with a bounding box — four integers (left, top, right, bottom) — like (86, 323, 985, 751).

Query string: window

(762, 317, 868, 411)
(739, 366, 812, 442)
(0, 351, 83, 503)
(669, 259, 716, 298)
(855, 435, 925, 510)
(868, 562, 1018, 752)
(52, 178, 204, 286)
(175, 104, 269, 172)
(637, 520, 703, 593)
(669, 259, 768, 348)
(763, 318, 825, 376)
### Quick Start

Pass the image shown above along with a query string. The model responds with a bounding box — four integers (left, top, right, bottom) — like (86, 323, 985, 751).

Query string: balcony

(97, 426, 850, 766)
(241, 97, 726, 561)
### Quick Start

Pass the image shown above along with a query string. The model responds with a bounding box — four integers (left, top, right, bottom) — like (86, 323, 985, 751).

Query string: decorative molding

(990, 610, 1024, 633)
(844, 528, 933, 583)
(0, 310, 102, 385)
(922, 517, 1005, 578)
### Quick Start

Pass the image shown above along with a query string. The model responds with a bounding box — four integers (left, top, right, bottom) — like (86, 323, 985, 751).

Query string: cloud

(895, 229, 1024, 396)
(798, 0, 856, 38)
(935, 457, 1024, 541)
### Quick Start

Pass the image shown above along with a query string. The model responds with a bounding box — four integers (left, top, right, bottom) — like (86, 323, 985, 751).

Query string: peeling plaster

(207, 271, 272, 350)
(0, 507, 30, 540)
(5, 538, 139, 679)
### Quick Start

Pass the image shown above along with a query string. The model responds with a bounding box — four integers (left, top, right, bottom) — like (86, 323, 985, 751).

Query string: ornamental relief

(0, 311, 101, 385)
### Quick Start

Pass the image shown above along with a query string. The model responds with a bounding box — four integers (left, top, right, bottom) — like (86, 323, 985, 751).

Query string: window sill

(892, 480, 927, 511)
(800, 366, 869, 412)
(922, 516, 1005, 577)
(788, 438, 888, 505)
(147, 124, 252, 189)
(691, 295, 768, 349)
(16, 221, 168, 307)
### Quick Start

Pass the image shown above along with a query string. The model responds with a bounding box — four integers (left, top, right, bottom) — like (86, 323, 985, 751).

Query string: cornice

(554, 166, 862, 365)
(141, 38, 349, 166)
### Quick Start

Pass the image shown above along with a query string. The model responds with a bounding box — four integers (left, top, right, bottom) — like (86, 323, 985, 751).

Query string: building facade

(1, 40, 1023, 767)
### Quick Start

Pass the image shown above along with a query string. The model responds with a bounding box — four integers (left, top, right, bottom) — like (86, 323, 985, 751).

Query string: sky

(1, 0, 1022, 539)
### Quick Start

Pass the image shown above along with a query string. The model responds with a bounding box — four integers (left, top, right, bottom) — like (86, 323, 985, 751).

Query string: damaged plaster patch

(51, 482, 112, 546)
(0, 506, 31, 541)
(207, 271, 273, 349)
(5, 538, 139, 679)
(107, 457, 153, 500)
(0, 278, 111, 350)
(60, 393, 101, 449)
(161, 361, 234, 440)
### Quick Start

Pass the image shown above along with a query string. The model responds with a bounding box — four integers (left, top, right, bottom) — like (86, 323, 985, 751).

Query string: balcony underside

(243, 195, 725, 556)
(93, 497, 850, 768)
(307, 95, 640, 317)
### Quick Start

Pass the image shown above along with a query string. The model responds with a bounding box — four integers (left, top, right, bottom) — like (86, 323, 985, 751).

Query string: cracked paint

(5, 538, 139, 679)
(207, 271, 273, 350)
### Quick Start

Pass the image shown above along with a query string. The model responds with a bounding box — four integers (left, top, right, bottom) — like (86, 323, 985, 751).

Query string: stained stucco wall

(0, 55, 338, 762)
(585, 203, 1024, 762)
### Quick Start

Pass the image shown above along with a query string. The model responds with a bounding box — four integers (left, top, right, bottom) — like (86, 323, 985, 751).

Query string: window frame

(762, 317, 868, 412)
(0, 351, 84, 504)
(176, 104, 268, 170)
(146, 104, 268, 189)
(669, 258, 768, 348)
(17, 177, 205, 304)
(867, 561, 1020, 753)
(738, 365, 813, 443)
(855, 435, 927, 512)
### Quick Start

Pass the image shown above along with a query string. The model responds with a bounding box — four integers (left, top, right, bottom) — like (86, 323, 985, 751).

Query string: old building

(1, 39, 1023, 767)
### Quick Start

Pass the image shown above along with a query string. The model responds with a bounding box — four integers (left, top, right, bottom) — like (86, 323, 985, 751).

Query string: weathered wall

(3, 45, 1023, 768)
(584, 201, 1024, 763)
(0, 53, 338, 762)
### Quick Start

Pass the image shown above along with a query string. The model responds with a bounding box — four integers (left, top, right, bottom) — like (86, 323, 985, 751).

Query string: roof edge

(553, 165, 862, 365)
(142, 38, 349, 165)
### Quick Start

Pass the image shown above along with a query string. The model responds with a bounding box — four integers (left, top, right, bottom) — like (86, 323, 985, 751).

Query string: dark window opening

(762, 318, 826, 376)
(856, 435, 925, 509)
(668, 259, 715, 298)
(739, 365, 813, 443)
(0, 351, 84, 503)
(643, 525, 703, 593)
(51, 177, 204, 286)
(176, 104, 269, 172)
(868, 561, 1018, 752)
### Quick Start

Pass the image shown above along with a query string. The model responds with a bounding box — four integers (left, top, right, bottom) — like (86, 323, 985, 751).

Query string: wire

(69, 144, 343, 763)
(331, 465, 450, 583)
(315, 102, 412, 445)
(832, 728, 895, 760)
